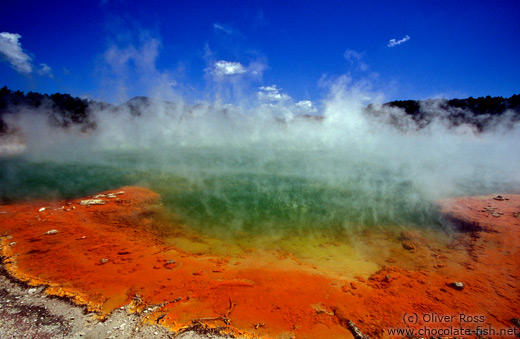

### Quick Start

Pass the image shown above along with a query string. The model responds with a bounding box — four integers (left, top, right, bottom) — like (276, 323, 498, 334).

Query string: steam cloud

(3, 77, 519, 237)
(1, 35, 519, 238)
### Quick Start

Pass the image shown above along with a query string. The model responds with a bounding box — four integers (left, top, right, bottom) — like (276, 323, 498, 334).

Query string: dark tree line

(0, 86, 98, 134)
(1, 86, 519, 135)
(385, 95, 520, 116)
(368, 94, 520, 131)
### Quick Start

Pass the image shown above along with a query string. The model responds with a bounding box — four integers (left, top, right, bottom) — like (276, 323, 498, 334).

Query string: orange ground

(0, 187, 519, 338)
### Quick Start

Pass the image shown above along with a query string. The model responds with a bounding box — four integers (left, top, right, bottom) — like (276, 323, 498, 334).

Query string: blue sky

(0, 0, 519, 105)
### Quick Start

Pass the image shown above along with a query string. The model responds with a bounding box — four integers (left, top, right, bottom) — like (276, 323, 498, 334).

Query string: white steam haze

(1, 36, 520, 238)
(6, 76, 520, 195)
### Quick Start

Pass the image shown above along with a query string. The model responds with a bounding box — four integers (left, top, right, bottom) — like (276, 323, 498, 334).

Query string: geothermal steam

(1, 81, 519, 238)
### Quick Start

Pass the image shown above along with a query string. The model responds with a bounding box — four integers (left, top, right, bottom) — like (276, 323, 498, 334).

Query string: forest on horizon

(1, 86, 519, 135)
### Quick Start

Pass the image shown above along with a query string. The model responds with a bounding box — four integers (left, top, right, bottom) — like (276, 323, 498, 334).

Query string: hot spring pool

(0, 147, 441, 234)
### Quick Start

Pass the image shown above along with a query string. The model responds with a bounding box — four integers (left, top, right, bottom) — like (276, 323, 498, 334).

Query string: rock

(311, 303, 333, 316)
(79, 199, 106, 206)
(447, 281, 465, 291)
(401, 240, 415, 251)
(156, 314, 167, 323)
(38, 207, 46, 212)
(43, 229, 58, 235)
(398, 231, 422, 251)
(331, 307, 371, 339)
(347, 320, 371, 339)
(354, 276, 366, 283)
(100, 258, 108, 264)
(164, 260, 177, 270)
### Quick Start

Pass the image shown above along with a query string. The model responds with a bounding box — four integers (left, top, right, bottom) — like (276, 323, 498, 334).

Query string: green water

(0, 147, 445, 241)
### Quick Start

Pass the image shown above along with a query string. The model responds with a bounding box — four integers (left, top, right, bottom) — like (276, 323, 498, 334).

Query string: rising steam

(1, 74, 519, 239)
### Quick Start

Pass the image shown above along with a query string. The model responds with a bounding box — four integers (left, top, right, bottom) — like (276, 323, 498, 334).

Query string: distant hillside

(369, 94, 520, 131)
(1, 86, 519, 136)
(0, 86, 105, 134)
(0, 87, 178, 136)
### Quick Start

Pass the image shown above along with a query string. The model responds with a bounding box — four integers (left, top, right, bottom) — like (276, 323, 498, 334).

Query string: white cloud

(0, 32, 33, 73)
(388, 35, 410, 47)
(343, 49, 368, 71)
(38, 63, 53, 78)
(213, 23, 233, 34)
(296, 100, 313, 109)
(344, 49, 362, 61)
(213, 60, 247, 76)
(295, 100, 318, 114)
(257, 85, 291, 102)
(0, 32, 53, 77)
(204, 43, 266, 82)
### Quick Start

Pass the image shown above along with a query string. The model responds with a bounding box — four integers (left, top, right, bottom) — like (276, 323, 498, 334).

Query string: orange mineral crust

(0, 188, 519, 338)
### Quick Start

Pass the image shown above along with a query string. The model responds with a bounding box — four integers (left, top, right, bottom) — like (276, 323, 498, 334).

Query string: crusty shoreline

(1, 187, 519, 338)
(0, 261, 219, 339)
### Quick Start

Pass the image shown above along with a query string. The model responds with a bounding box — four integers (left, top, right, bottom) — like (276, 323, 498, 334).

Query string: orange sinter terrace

(0, 186, 519, 338)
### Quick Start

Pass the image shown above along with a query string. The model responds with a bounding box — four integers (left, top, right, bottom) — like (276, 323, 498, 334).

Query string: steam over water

(1, 85, 519, 242)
